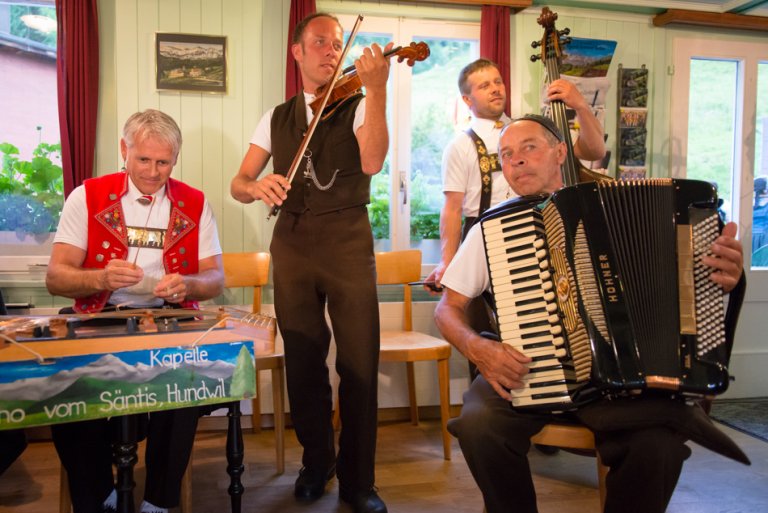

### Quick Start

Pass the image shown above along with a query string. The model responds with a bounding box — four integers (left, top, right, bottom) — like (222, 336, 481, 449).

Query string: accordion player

(479, 178, 741, 412)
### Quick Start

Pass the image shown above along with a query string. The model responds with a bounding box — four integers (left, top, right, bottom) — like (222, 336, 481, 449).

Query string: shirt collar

(126, 177, 167, 204)
(470, 113, 512, 132)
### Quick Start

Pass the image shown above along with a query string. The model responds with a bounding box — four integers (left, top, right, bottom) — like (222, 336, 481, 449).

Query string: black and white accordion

(480, 178, 732, 412)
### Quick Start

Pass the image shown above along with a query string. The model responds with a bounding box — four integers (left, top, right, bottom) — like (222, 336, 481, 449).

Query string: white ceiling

(562, 0, 768, 17)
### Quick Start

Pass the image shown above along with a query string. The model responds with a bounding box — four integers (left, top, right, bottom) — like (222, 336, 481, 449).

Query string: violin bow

(267, 14, 365, 220)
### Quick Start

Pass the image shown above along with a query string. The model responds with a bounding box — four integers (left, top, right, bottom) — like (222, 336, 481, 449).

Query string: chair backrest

(222, 252, 271, 314)
(375, 249, 421, 331)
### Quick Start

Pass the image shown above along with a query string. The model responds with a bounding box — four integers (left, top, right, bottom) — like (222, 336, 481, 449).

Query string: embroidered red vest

(74, 172, 204, 313)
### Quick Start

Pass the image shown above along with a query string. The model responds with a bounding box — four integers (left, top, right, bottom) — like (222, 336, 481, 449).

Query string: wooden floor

(1, 418, 767, 513)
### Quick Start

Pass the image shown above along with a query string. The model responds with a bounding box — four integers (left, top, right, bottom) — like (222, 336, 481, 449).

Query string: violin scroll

(394, 41, 430, 67)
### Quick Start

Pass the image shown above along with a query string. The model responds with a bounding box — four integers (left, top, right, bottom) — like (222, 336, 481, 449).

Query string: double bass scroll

(531, 7, 612, 186)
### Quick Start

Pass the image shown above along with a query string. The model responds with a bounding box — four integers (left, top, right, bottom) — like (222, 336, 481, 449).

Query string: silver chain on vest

(303, 150, 339, 191)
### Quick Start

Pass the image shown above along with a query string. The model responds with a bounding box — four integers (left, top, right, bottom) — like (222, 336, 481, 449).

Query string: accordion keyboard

(482, 207, 577, 409)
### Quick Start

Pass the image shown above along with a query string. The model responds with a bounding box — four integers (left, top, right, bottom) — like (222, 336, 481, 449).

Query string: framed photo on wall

(155, 33, 227, 93)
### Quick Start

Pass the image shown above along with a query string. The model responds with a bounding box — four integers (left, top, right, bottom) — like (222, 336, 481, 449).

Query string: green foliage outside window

(367, 167, 442, 241)
(352, 33, 474, 243)
(369, 168, 390, 240)
(409, 171, 441, 240)
(687, 59, 737, 202)
(0, 140, 64, 234)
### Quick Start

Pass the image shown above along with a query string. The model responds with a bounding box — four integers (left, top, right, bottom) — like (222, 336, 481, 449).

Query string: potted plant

(0, 140, 63, 240)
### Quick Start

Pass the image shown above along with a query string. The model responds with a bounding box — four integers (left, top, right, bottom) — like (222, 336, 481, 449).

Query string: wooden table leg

(226, 402, 244, 513)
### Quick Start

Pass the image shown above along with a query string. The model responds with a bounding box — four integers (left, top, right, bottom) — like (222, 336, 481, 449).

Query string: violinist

(230, 12, 390, 513)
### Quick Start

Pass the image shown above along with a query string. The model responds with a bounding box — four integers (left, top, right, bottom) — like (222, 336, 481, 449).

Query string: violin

(310, 41, 431, 120)
(531, 7, 611, 185)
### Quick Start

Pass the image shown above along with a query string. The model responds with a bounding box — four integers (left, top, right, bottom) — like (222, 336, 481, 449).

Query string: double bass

(530, 6, 612, 186)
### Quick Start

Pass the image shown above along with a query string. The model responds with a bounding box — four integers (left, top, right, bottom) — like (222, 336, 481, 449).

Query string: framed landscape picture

(156, 33, 227, 93)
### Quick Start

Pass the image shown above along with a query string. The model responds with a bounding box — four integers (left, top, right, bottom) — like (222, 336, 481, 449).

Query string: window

(671, 38, 768, 297)
(337, 15, 479, 264)
(0, 1, 61, 268)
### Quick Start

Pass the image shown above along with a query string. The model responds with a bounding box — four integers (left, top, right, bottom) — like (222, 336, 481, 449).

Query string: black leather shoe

(340, 488, 388, 513)
(294, 465, 336, 501)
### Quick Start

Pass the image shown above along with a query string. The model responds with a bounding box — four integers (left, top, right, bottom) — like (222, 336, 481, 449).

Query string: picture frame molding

(155, 32, 228, 94)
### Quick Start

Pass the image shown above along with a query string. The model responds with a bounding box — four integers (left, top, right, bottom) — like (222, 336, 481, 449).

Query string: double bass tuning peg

(530, 55, 541, 63)
(531, 40, 541, 49)
(558, 28, 570, 36)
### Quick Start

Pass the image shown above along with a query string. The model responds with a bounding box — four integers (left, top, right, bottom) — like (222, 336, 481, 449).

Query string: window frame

(336, 14, 480, 264)
(670, 36, 768, 300)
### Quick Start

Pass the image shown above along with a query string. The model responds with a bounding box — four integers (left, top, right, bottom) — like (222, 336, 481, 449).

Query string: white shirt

(440, 222, 489, 299)
(250, 92, 367, 153)
(54, 175, 222, 307)
(442, 115, 516, 218)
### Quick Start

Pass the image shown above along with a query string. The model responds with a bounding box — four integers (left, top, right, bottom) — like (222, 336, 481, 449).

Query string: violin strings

(543, 40, 578, 185)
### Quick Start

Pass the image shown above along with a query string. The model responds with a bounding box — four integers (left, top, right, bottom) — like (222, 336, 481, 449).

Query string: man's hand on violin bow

(248, 173, 290, 208)
(355, 42, 394, 92)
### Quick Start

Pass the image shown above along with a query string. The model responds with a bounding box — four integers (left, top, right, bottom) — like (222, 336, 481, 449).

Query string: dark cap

(756, 176, 767, 195)
(509, 113, 564, 143)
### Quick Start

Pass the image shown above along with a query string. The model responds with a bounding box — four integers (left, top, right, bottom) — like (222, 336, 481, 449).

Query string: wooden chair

(530, 423, 607, 510)
(221, 252, 285, 474)
(335, 250, 453, 460)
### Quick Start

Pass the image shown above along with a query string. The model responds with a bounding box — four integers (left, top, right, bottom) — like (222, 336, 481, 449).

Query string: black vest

(271, 93, 370, 215)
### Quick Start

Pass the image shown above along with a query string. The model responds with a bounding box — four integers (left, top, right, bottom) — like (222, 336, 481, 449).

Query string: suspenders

(463, 127, 502, 238)
(465, 127, 501, 216)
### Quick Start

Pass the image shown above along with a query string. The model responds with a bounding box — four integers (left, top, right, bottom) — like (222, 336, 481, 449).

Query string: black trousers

(449, 376, 691, 513)
(0, 429, 27, 475)
(51, 407, 199, 513)
(271, 206, 380, 493)
(51, 304, 199, 512)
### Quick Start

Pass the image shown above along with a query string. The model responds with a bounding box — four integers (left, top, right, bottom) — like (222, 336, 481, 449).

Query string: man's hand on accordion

(703, 221, 744, 293)
(472, 340, 533, 400)
(434, 288, 533, 401)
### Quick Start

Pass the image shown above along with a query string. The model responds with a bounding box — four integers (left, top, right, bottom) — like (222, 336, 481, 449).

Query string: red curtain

(480, 5, 511, 117)
(56, 0, 99, 197)
(285, 0, 317, 100)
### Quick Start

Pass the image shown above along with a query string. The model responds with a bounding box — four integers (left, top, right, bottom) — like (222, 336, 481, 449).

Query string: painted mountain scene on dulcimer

(0, 342, 255, 430)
